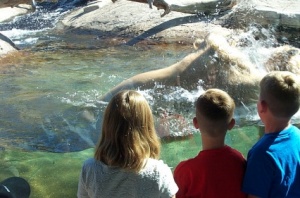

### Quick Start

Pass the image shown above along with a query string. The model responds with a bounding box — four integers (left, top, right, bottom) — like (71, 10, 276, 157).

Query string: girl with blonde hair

(77, 90, 178, 198)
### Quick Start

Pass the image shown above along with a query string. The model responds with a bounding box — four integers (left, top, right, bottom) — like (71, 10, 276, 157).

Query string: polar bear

(100, 32, 261, 104)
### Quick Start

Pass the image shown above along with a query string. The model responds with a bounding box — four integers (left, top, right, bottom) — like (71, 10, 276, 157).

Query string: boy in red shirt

(174, 88, 246, 198)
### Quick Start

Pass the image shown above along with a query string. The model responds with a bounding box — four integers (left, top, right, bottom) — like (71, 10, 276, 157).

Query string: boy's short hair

(195, 88, 235, 124)
(260, 71, 300, 118)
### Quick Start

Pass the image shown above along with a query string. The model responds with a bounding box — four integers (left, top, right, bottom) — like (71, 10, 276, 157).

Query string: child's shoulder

(83, 158, 97, 167)
(224, 145, 245, 156)
(141, 158, 173, 176)
(144, 158, 172, 170)
(174, 155, 199, 173)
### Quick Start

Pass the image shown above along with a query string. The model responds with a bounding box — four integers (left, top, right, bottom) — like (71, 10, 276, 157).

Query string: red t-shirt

(174, 145, 246, 198)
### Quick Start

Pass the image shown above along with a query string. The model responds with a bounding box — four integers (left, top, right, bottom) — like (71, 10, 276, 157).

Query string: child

(242, 71, 300, 198)
(174, 88, 246, 198)
(77, 90, 178, 198)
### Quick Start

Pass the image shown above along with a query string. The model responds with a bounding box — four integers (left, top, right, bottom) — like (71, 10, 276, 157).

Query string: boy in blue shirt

(242, 71, 300, 198)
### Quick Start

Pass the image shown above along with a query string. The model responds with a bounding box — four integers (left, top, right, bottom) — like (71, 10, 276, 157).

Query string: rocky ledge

(58, 0, 300, 45)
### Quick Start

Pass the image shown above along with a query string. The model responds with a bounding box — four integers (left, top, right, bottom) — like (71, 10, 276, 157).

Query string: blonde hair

(195, 89, 235, 136)
(260, 71, 300, 118)
(95, 90, 160, 172)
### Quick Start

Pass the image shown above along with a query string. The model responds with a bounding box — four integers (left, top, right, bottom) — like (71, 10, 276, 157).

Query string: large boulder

(58, 0, 213, 45)
(125, 0, 300, 30)
(59, 0, 300, 45)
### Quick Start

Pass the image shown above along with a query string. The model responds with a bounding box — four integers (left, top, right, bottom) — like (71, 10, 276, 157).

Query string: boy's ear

(228, 118, 235, 130)
(259, 100, 268, 112)
(193, 117, 199, 129)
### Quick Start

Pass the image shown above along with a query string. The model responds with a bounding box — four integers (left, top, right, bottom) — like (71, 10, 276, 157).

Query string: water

(0, 42, 197, 152)
(0, 2, 299, 197)
(0, 34, 202, 197)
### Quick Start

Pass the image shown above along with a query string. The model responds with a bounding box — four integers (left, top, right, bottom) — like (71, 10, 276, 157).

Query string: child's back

(242, 71, 300, 197)
(78, 90, 178, 198)
(174, 89, 246, 198)
(174, 145, 246, 198)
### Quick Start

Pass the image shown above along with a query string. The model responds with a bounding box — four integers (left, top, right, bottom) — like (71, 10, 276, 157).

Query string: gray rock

(59, 0, 222, 45)
(58, 0, 300, 45)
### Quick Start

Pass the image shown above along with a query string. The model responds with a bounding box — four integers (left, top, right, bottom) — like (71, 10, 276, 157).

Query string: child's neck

(201, 134, 225, 150)
(264, 120, 290, 134)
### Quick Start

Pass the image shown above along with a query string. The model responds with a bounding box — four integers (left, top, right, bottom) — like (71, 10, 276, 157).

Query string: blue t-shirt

(242, 125, 300, 198)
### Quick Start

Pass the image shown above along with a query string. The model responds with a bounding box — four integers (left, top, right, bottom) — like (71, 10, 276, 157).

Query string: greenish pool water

(0, 126, 259, 198)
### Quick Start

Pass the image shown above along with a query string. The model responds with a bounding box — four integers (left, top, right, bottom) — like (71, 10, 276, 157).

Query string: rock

(0, 4, 33, 23)
(0, 0, 34, 8)
(118, 0, 237, 17)
(59, 0, 223, 45)
(58, 0, 300, 46)
(0, 33, 19, 57)
(223, 0, 300, 29)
